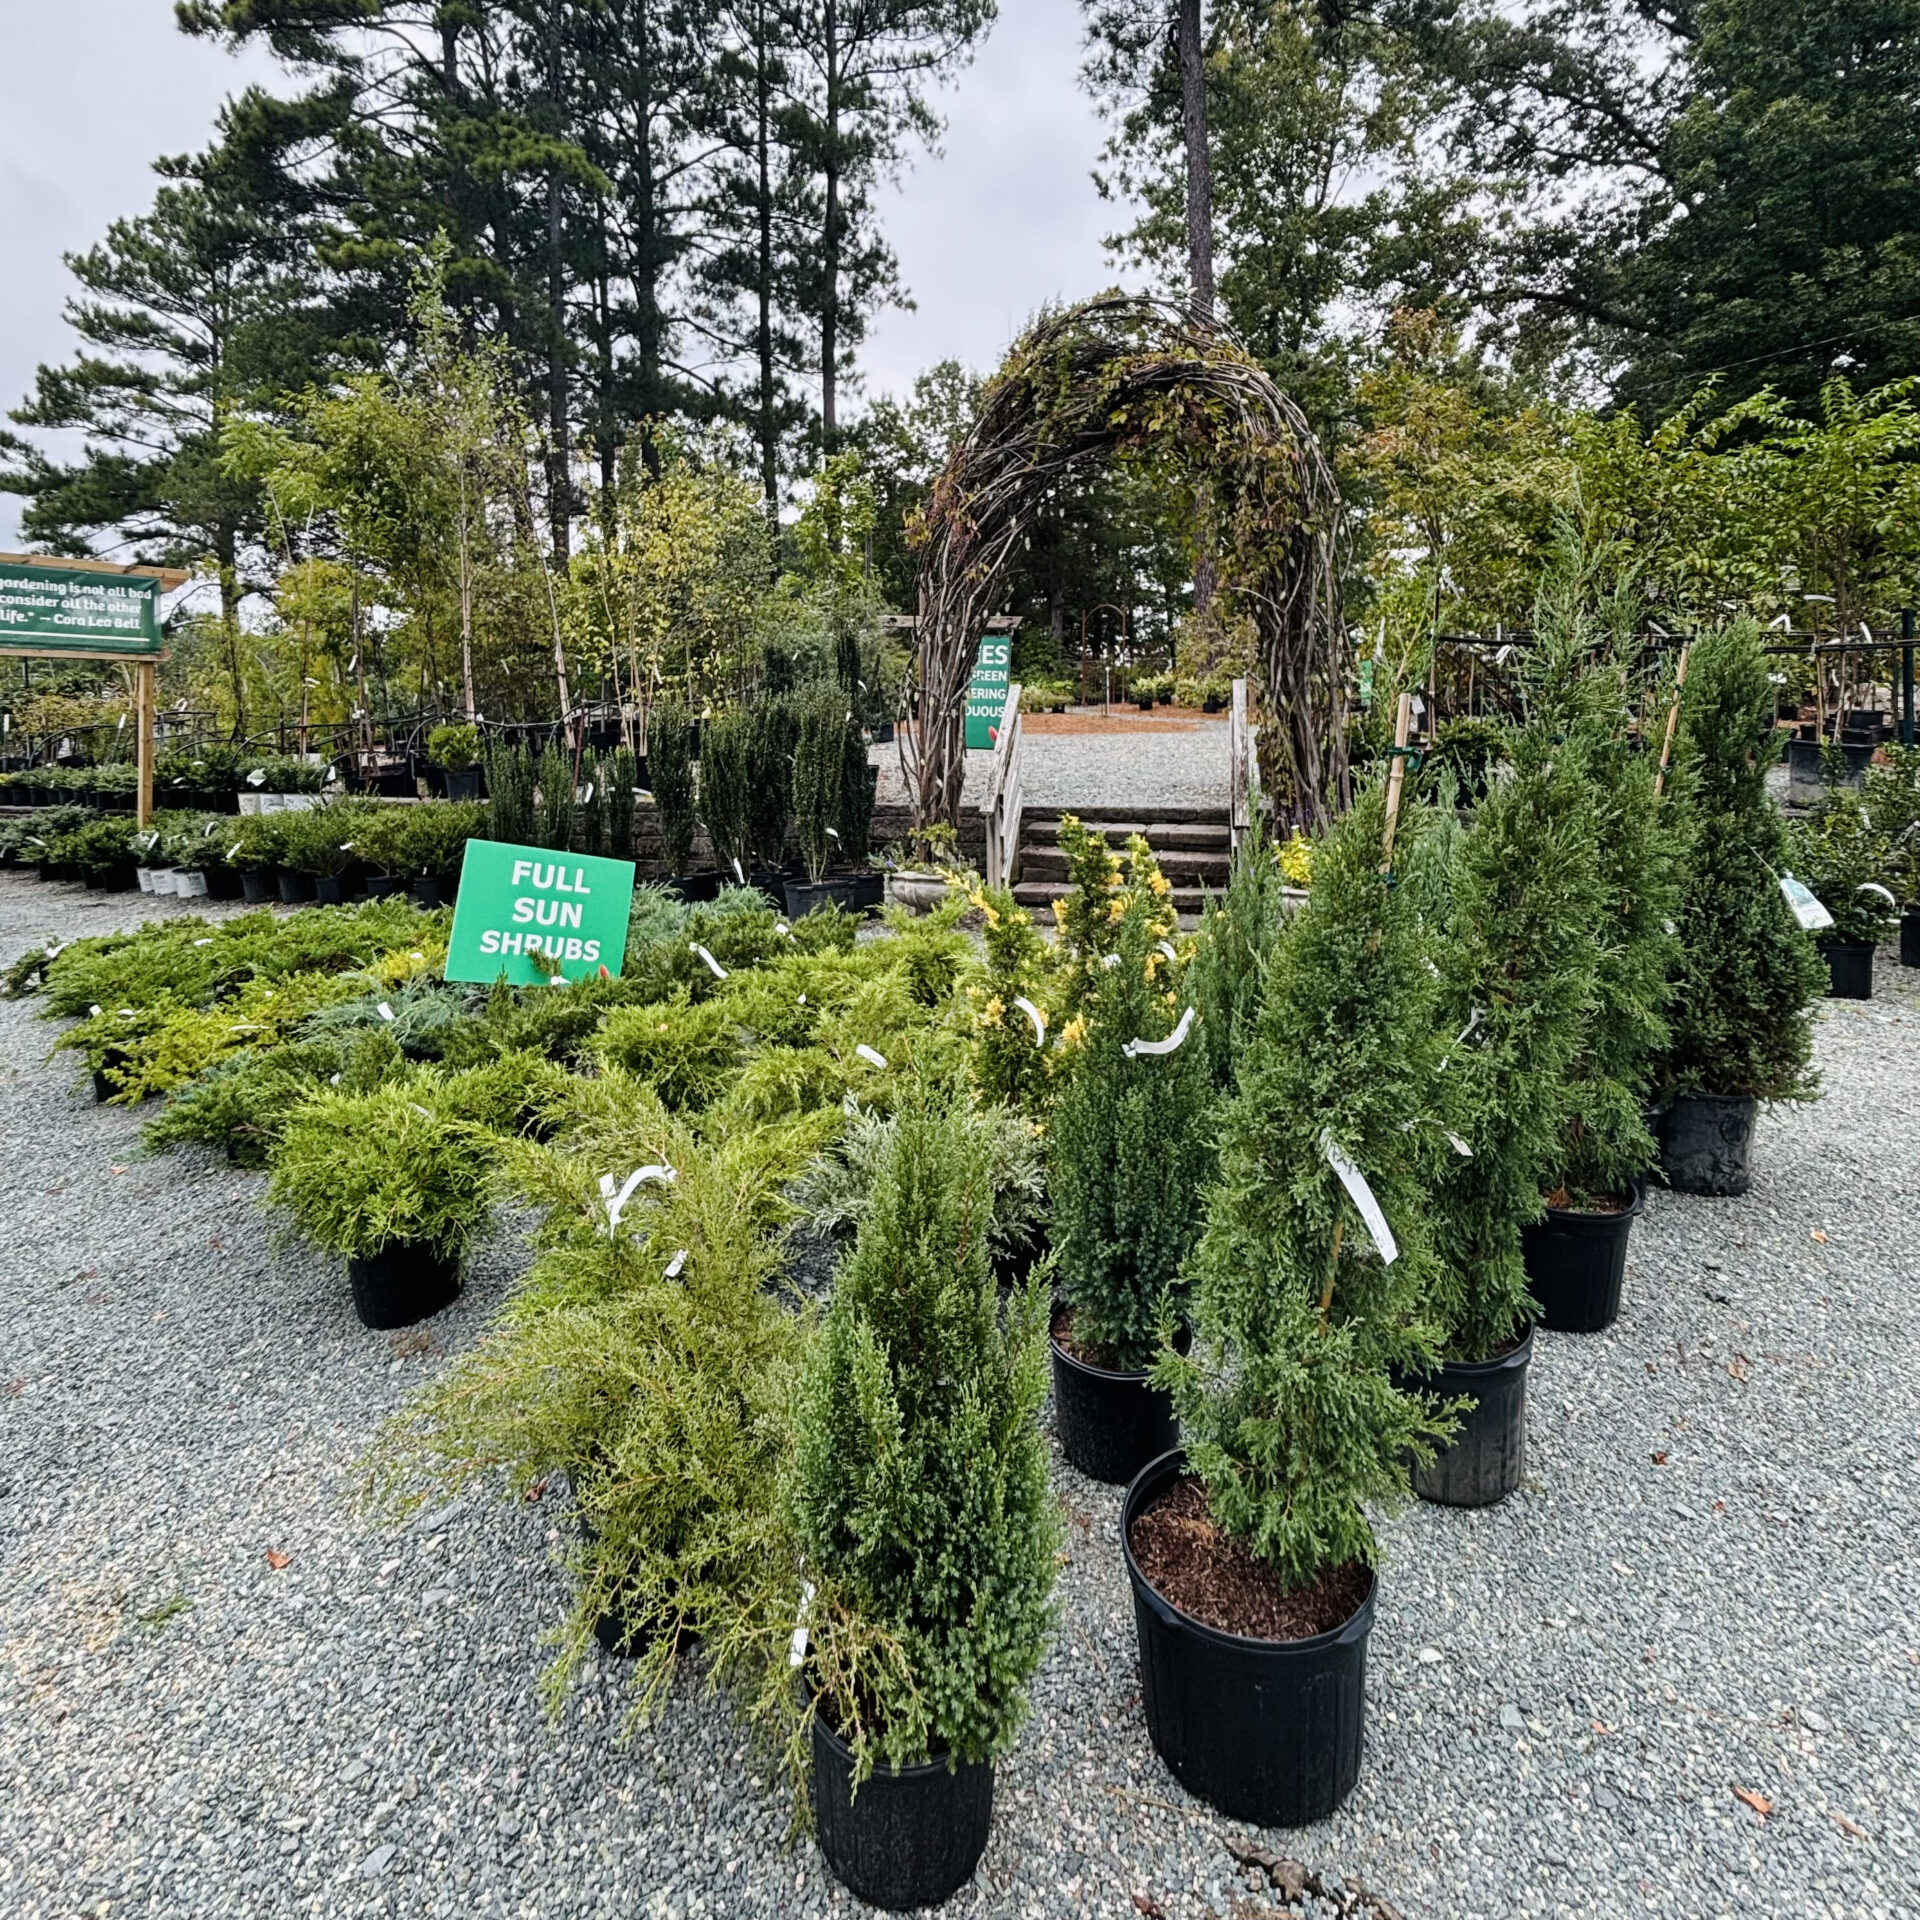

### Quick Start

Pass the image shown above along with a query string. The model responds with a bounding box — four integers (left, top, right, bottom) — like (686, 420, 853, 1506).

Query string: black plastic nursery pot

(1122, 1450, 1374, 1826)
(205, 866, 244, 901)
(783, 875, 865, 919)
(410, 874, 445, 909)
(1658, 1093, 1757, 1197)
(665, 870, 722, 904)
(1902, 908, 1920, 970)
(91, 1046, 132, 1105)
(346, 1242, 462, 1331)
(443, 766, 483, 802)
(1821, 941, 1874, 1001)
(1520, 1185, 1643, 1334)
(1050, 1323, 1178, 1487)
(363, 873, 408, 899)
(313, 874, 354, 907)
(1407, 1326, 1533, 1509)
(810, 1706, 994, 1911)
(277, 869, 315, 904)
(239, 868, 277, 905)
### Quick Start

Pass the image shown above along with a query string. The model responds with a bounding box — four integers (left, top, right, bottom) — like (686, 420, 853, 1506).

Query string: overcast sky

(0, 0, 1132, 551)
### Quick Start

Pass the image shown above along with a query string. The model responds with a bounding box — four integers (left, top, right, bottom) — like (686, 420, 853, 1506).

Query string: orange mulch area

(1021, 708, 1228, 736)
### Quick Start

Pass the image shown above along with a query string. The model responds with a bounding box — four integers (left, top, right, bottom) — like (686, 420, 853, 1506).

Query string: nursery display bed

(2, 872, 1918, 1920)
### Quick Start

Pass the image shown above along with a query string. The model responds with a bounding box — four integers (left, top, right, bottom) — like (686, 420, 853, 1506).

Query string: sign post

(964, 636, 1011, 750)
(444, 840, 637, 986)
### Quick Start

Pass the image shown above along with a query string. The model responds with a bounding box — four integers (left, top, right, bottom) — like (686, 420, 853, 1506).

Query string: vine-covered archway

(905, 294, 1347, 829)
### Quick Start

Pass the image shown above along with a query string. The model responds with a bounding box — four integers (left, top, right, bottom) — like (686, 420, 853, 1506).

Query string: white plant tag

(825, 826, 840, 840)
(1778, 872, 1833, 932)
(193, 938, 213, 948)
(89, 1004, 102, 1018)
(1857, 882, 1897, 908)
(788, 1580, 817, 1670)
(690, 943, 728, 980)
(1122, 1006, 1195, 1059)
(247, 769, 266, 787)
(1013, 995, 1047, 1045)
(797, 992, 807, 1006)
(1100, 953, 1120, 969)
(663, 1249, 687, 1280)
(775, 921, 792, 936)
(226, 845, 242, 862)
(377, 1002, 395, 1022)
(409, 1102, 433, 1119)
(1447, 1132, 1474, 1158)
(1157, 940, 1179, 964)
(1321, 1132, 1399, 1265)
(731, 857, 745, 885)
(580, 783, 594, 805)
(855, 1043, 888, 1069)
(600, 1164, 676, 1231)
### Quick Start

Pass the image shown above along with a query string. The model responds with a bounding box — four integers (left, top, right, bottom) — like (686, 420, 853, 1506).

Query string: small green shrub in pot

(426, 722, 479, 774)
(605, 745, 638, 860)
(1788, 780, 1899, 949)
(268, 1082, 497, 1327)
(647, 706, 696, 875)
(536, 743, 577, 851)
(577, 751, 608, 857)
(785, 1083, 1058, 1908)
(793, 684, 847, 884)
(747, 695, 797, 870)
(698, 708, 754, 880)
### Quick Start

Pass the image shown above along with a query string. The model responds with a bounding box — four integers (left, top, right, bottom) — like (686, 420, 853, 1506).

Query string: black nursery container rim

(803, 1674, 968, 1781)
(1410, 1320, 1537, 1383)
(1120, 1448, 1378, 1655)
(1048, 1323, 1158, 1386)
(1541, 1177, 1646, 1224)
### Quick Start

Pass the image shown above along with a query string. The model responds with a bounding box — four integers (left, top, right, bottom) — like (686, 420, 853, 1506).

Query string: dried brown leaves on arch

(904, 294, 1347, 829)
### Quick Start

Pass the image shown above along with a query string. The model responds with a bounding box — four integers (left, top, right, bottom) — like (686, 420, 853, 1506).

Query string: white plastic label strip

(690, 943, 728, 980)
(1013, 995, 1047, 1045)
(788, 1579, 817, 1670)
(1321, 1132, 1399, 1265)
(599, 1164, 676, 1231)
(1778, 872, 1834, 932)
(1857, 881, 1897, 908)
(663, 1249, 687, 1280)
(1122, 1006, 1195, 1059)
(855, 1043, 888, 1069)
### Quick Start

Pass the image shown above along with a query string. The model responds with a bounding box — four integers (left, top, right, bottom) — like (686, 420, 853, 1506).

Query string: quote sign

(444, 840, 636, 986)
(0, 561, 163, 655)
(964, 635, 1011, 749)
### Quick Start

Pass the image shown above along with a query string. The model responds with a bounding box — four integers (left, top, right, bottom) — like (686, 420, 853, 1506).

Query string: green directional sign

(0, 561, 163, 655)
(445, 840, 636, 986)
(964, 635, 1012, 750)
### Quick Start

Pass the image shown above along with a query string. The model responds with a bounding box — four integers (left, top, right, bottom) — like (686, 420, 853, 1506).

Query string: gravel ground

(873, 712, 1232, 814)
(2, 871, 1918, 1920)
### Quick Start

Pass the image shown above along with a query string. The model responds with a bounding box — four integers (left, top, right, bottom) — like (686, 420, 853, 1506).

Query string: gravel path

(873, 712, 1233, 814)
(2, 871, 1917, 1920)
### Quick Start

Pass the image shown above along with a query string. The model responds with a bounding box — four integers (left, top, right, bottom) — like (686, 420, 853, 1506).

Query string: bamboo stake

(1319, 1214, 1346, 1325)
(1653, 641, 1693, 801)
(1382, 690, 1414, 865)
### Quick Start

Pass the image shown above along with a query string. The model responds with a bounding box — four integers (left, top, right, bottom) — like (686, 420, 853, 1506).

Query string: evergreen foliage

(1662, 621, 1827, 1100)
(1161, 784, 1452, 1592)
(647, 707, 696, 876)
(537, 744, 578, 853)
(960, 882, 1054, 1118)
(698, 709, 754, 878)
(1425, 694, 1608, 1362)
(486, 741, 536, 846)
(787, 1085, 1059, 1772)
(837, 721, 875, 869)
(606, 747, 639, 863)
(793, 684, 848, 883)
(578, 753, 608, 858)
(747, 695, 798, 870)
(1048, 836, 1213, 1372)
(1788, 775, 1900, 948)
(1187, 821, 1290, 1096)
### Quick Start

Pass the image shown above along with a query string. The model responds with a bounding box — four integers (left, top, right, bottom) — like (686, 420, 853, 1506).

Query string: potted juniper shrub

(486, 739, 537, 846)
(786, 1086, 1058, 1910)
(1047, 821, 1212, 1483)
(1658, 622, 1826, 1194)
(228, 815, 287, 904)
(268, 1082, 497, 1328)
(352, 804, 412, 899)
(427, 721, 482, 801)
(1788, 773, 1898, 1000)
(1417, 694, 1607, 1505)
(1140, 783, 1452, 1826)
(1521, 593, 1685, 1333)
(746, 693, 798, 890)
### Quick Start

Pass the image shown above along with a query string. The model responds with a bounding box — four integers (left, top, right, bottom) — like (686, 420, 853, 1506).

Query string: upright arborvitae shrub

(605, 745, 638, 861)
(748, 694, 798, 871)
(1662, 621, 1826, 1100)
(788, 1085, 1059, 1771)
(793, 684, 847, 882)
(1048, 836, 1213, 1371)
(536, 744, 577, 852)
(837, 717, 874, 868)
(486, 740, 535, 845)
(1426, 702, 1608, 1361)
(1188, 821, 1289, 1095)
(649, 705, 698, 875)
(698, 707, 754, 880)
(1162, 785, 1450, 1589)
(1527, 585, 1686, 1204)
(578, 751, 608, 858)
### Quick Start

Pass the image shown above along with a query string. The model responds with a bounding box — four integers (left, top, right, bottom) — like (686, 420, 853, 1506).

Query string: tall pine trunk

(820, 0, 841, 445)
(546, 0, 572, 564)
(1177, 0, 1217, 621)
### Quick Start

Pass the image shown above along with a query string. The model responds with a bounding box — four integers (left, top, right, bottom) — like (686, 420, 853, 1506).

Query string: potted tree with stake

(1659, 622, 1827, 1193)
(1141, 780, 1452, 1826)
(786, 1086, 1058, 1911)
(1522, 586, 1685, 1333)
(1418, 696, 1606, 1504)
(268, 1082, 496, 1328)
(1048, 823, 1213, 1483)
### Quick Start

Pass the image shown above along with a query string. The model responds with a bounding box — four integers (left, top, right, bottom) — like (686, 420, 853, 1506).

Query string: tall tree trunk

(546, 0, 572, 564)
(1177, 0, 1214, 317)
(820, 0, 841, 444)
(458, 479, 477, 722)
(757, 2, 780, 513)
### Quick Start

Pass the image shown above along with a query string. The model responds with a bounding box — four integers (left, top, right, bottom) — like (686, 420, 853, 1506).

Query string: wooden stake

(135, 660, 155, 830)
(1653, 642, 1692, 802)
(1382, 690, 1414, 865)
(1318, 1214, 1346, 1325)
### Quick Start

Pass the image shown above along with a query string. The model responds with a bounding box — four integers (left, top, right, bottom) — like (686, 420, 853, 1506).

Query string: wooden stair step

(1016, 845, 1230, 882)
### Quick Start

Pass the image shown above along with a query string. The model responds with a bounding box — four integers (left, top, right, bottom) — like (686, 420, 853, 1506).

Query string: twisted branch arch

(904, 294, 1349, 830)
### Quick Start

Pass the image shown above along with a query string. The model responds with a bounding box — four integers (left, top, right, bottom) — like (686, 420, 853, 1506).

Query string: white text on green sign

(444, 840, 636, 986)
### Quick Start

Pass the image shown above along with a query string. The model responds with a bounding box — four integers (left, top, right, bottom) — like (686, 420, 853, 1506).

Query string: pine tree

(787, 1084, 1059, 1770)
(1662, 620, 1827, 1100)
(1049, 836, 1213, 1372)
(1425, 699, 1608, 1363)
(1163, 784, 1450, 1591)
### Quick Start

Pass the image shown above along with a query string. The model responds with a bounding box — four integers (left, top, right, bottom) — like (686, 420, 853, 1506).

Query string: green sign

(0, 562, 163, 655)
(964, 635, 1011, 750)
(445, 840, 636, 986)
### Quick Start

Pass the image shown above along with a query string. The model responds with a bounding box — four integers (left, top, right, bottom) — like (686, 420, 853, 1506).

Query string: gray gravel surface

(3, 870, 1918, 1919)
(873, 712, 1233, 814)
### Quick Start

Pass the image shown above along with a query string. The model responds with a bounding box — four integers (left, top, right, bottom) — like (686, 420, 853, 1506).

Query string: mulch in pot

(1129, 1478, 1368, 1641)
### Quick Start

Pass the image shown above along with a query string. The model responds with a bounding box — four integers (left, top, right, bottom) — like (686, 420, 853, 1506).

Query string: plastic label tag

(1013, 995, 1047, 1045)
(600, 1164, 676, 1231)
(1857, 882, 1896, 908)
(1122, 1006, 1196, 1059)
(788, 1579, 817, 1670)
(377, 1003, 395, 1022)
(690, 943, 728, 980)
(663, 1249, 687, 1280)
(855, 1043, 888, 1069)
(1778, 873, 1833, 932)
(1321, 1132, 1399, 1265)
